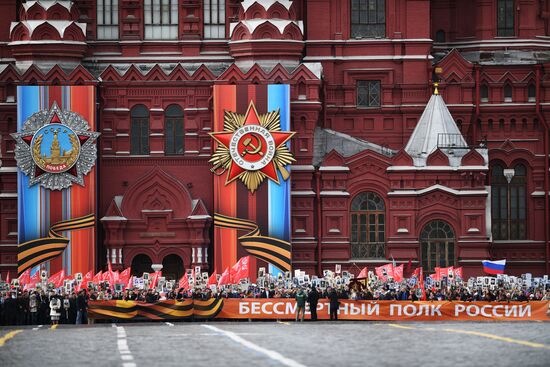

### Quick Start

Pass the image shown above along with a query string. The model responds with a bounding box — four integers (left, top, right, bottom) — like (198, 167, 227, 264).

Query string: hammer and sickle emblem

(241, 134, 264, 157)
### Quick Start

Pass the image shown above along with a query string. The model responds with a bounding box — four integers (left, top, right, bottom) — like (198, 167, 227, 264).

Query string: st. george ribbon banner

(13, 86, 99, 276)
(87, 299, 550, 322)
(88, 298, 224, 320)
(210, 84, 293, 277)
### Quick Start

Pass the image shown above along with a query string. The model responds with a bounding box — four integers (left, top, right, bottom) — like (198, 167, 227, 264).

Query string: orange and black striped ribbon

(214, 213, 292, 272)
(18, 214, 95, 275)
(88, 299, 224, 320)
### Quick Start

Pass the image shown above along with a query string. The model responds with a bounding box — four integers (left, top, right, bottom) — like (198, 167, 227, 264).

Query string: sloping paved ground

(0, 321, 549, 367)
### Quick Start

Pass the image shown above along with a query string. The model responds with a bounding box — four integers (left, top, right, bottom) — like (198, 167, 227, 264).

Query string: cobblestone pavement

(1, 321, 549, 367)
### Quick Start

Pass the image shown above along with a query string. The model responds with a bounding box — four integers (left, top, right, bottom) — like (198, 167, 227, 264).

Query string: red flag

(30, 269, 40, 283)
(78, 271, 93, 291)
(357, 267, 368, 279)
(179, 272, 189, 290)
(119, 267, 131, 285)
(93, 270, 103, 283)
(207, 271, 218, 286)
(48, 269, 65, 288)
(375, 263, 394, 281)
(6, 271, 10, 285)
(150, 271, 162, 289)
(101, 271, 110, 282)
(405, 258, 412, 277)
(412, 267, 426, 300)
(106, 262, 115, 285)
(437, 266, 454, 281)
(454, 267, 463, 280)
(431, 267, 441, 281)
(18, 268, 31, 285)
(231, 256, 250, 283)
(393, 264, 404, 282)
(113, 270, 120, 284)
(218, 267, 231, 286)
(26, 269, 40, 290)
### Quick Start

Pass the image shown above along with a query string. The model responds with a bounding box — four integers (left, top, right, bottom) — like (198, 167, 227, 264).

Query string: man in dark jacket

(307, 286, 320, 321)
(328, 287, 340, 320)
(76, 289, 88, 324)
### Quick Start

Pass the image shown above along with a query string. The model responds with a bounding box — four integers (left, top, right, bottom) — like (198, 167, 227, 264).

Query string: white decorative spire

(404, 84, 467, 167)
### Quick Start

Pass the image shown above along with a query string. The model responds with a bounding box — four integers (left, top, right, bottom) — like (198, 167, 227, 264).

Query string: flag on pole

(231, 256, 250, 283)
(93, 270, 102, 284)
(218, 267, 231, 286)
(207, 271, 218, 286)
(48, 269, 65, 288)
(482, 260, 506, 275)
(18, 268, 31, 285)
(375, 263, 394, 281)
(78, 271, 93, 291)
(393, 264, 404, 282)
(454, 267, 463, 280)
(357, 267, 368, 279)
(178, 272, 189, 290)
(150, 271, 162, 289)
(119, 268, 131, 285)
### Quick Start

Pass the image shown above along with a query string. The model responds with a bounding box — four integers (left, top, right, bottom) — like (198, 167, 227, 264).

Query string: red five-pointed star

(210, 101, 293, 185)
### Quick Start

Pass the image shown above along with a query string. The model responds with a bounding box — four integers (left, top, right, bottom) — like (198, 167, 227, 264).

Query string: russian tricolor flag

(482, 259, 506, 275)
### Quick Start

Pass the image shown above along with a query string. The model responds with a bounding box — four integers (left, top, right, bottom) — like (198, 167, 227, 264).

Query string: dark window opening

(165, 105, 184, 155)
(357, 80, 381, 107)
(351, 0, 386, 38)
(491, 163, 527, 240)
(131, 105, 150, 155)
(435, 30, 446, 43)
(497, 0, 515, 37)
(350, 192, 385, 259)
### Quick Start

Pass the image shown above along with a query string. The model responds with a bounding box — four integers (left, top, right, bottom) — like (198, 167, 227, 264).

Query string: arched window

(144, 0, 178, 39)
(350, 192, 385, 259)
(131, 105, 149, 155)
(351, 0, 385, 39)
(165, 105, 184, 155)
(504, 84, 512, 102)
(131, 254, 152, 276)
(162, 254, 184, 280)
(420, 220, 455, 272)
(497, 0, 515, 37)
(480, 84, 489, 102)
(491, 163, 527, 240)
(527, 84, 536, 102)
(435, 29, 446, 43)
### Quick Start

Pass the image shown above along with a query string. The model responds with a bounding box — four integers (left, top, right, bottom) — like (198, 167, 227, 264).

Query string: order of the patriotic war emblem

(209, 101, 295, 193)
(11, 102, 100, 190)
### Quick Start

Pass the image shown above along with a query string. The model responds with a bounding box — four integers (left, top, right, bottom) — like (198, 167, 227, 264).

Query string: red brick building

(1, 0, 549, 279)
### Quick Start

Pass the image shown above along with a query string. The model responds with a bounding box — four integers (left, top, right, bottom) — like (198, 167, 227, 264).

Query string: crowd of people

(1, 272, 549, 325)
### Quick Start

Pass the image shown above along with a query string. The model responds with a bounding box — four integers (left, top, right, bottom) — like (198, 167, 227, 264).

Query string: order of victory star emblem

(209, 101, 295, 193)
(11, 102, 100, 190)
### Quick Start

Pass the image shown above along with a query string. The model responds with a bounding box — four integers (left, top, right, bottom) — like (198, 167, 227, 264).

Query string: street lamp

(151, 264, 163, 273)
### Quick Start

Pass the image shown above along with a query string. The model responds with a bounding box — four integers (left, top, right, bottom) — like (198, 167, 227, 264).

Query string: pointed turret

(229, 0, 304, 69)
(404, 83, 473, 167)
(9, 1, 87, 66)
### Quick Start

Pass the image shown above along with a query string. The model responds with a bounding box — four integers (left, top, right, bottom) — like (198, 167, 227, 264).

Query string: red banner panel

(218, 299, 550, 321)
(88, 299, 550, 321)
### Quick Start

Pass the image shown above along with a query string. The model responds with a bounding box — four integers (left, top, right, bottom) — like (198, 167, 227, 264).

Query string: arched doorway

(420, 220, 455, 272)
(131, 254, 153, 276)
(162, 254, 184, 281)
